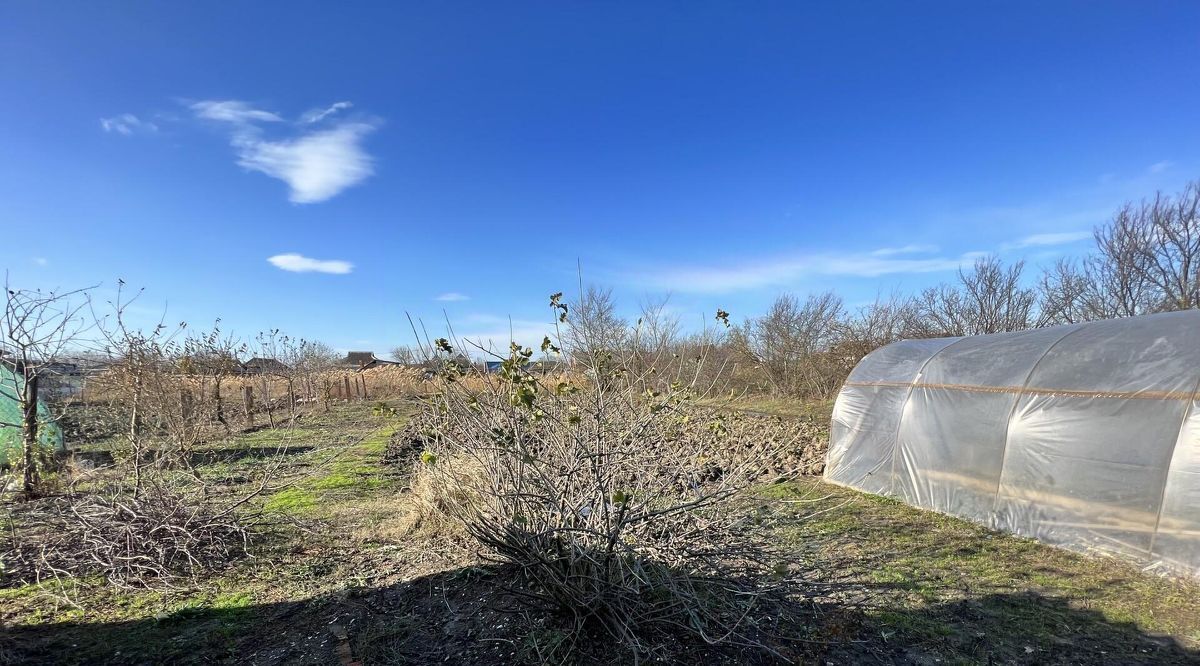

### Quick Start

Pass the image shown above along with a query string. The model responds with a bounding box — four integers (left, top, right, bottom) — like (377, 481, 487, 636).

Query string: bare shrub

(2, 482, 252, 590)
(401, 319, 791, 659)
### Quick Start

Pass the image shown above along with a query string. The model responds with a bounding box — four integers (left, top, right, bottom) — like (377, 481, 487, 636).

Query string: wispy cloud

(1000, 231, 1092, 250)
(435, 292, 470, 302)
(636, 227, 1100, 294)
(191, 100, 282, 124)
(870, 244, 939, 257)
(191, 99, 377, 203)
(637, 248, 988, 294)
(31, 257, 48, 267)
(1148, 160, 1173, 174)
(267, 253, 353, 274)
(100, 113, 158, 135)
(300, 101, 353, 124)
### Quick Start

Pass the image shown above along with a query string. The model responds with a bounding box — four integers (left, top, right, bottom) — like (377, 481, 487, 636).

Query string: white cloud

(636, 225, 1103, 294)
(32, 257, 48, 266)
(638, 223, 1104, 292)
(191, 99, 376, 203)
(100, 113, 157, 135)
(435, 292, 470, 302)
(267, 253, 353, 274)
(190, 100, 282, 124)
(235, 123, 376, 203)
(870, 244, 939, 257)
(301, 101, 353, 124)
(639, 248, 987, 293)
(1148, 160, 1173, 174)
(1001, 231, 1092, 250)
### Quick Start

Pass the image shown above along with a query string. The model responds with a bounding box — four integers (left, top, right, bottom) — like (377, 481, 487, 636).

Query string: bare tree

(627, 295, 680, 388)
(1036, 258, 1101, 326)
(634, 294, 680, 359)
(389, 345, 420, 364)
(562, 284, 629, 368)
(845, 292, 916, 347)
(289, 339, 339, 405)
(1040, 182, 1200, 324)
(913, 256, 1036, 337)
(182, 323, 245, 435)
(94, 285, 185, 496)
(253, 330, 299, 425)
(1092, 205, 1160, 317)
(1, 282, 94, 496)
(841, 292, 918, 361)
(733, 291, 846, 396)
(1100, 182, 1200, 313)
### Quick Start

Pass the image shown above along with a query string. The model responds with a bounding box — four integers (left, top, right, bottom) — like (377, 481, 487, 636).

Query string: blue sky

(2, 2, 1198, 354)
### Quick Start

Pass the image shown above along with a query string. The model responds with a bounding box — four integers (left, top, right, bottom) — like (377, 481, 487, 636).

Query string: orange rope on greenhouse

(843, 380, 1197, 402)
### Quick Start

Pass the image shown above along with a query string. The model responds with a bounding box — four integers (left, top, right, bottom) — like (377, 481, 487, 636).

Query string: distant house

(240, 357, 290, 375)
(339, 351, 402, 371)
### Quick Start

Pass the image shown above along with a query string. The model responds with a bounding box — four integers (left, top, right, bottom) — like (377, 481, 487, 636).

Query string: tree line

(560, 180, 1200, 398)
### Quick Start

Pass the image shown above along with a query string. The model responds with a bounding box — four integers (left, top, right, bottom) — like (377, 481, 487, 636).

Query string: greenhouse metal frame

(825, 309, 1200, 578)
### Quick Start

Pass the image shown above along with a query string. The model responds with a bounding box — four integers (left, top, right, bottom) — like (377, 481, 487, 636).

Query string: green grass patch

(768, 477, 1200, 657)
(263, 486, 319, 514)
(261, 415, 405, 515)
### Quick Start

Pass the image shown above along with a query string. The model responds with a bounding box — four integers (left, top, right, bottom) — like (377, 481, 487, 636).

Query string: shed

(340, 352, 401, 370)
(240, 357, 290, 375)
(825, 309, 1200, 578)
(0, 365, 65, 468)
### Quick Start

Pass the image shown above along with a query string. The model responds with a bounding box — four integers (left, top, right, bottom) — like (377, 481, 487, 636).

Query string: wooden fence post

(180, 388, 195, 425)
(243, 385, 255, 427)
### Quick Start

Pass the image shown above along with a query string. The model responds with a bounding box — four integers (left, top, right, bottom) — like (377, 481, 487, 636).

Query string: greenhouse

(825, 309, 1200, 578)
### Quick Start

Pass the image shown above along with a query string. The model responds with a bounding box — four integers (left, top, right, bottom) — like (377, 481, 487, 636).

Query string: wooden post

(243, 385, 255, 427)
(343, 375, 352, 402)
(180, 388, 195, 425)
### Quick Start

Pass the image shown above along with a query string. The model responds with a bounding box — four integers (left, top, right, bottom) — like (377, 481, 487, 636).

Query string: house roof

(241, 357, 290, 373)
(342, 351, 376, 366)
(341, 351, 404, 369)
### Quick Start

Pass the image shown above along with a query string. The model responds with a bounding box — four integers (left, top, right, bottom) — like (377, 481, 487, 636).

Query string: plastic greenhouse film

(826, 310, 1200, 578)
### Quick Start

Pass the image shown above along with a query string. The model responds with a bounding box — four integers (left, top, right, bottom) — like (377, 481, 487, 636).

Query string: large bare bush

(402, 320, 792, 658)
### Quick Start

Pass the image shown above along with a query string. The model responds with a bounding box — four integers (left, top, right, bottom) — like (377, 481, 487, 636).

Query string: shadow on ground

(2, 562, 1197, 666)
